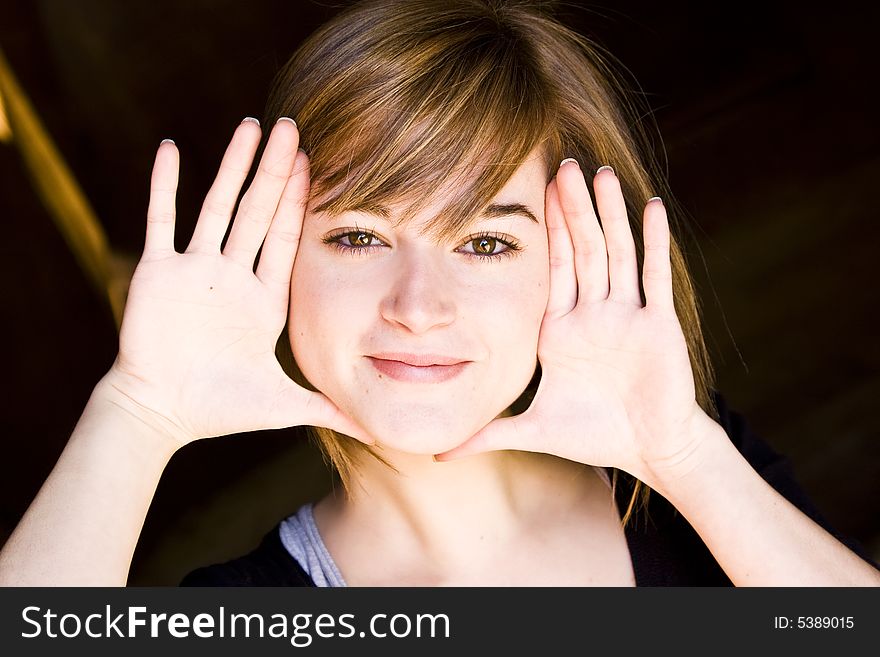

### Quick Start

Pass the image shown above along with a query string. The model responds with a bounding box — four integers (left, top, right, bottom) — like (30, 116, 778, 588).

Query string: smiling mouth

(366, 356, 470, 383)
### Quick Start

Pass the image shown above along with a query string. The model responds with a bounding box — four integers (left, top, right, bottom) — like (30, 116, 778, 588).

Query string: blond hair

(266, 0, 717, 528)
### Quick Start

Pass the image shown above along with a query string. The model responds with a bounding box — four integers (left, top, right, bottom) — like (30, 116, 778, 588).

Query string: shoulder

(179, 524, 316, 587)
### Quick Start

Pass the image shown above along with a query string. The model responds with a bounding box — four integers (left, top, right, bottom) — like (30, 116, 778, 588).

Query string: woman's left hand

(434, 161, 712, 480)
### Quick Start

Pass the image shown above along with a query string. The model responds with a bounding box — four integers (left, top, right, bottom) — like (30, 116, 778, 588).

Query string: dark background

(1, 1, 878, 585)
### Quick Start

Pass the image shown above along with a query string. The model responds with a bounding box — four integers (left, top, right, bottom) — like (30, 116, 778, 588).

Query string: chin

(354, 409, 487, 456)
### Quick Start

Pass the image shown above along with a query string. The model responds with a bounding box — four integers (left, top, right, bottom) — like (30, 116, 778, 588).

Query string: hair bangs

(298, 13, 554, 242)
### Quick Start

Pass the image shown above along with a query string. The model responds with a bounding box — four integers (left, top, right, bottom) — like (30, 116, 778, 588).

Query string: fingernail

(559, 157, 579, 169)
(241, 116, 260, 126)
(277, 116, 298, 128)
(596, 165, 615, 175)
(648, 196, 663, 205)
(160, 138, 175, 146)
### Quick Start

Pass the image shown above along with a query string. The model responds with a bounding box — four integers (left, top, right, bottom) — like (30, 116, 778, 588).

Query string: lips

(366, 353, 470, 383)
(368, 352, 466, 366)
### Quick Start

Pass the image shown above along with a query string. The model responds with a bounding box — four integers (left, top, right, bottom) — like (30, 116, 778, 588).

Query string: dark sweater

(180, 391, 880, 586)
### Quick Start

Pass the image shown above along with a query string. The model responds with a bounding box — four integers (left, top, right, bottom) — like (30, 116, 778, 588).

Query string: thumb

(268, 384, 375, 445)
(433, 413, 531, 462)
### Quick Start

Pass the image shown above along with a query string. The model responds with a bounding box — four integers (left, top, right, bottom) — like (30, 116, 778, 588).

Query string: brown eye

(322, 228, 387, 255)
(456, 231, 521, 260)
(346, 232, 372, 247)
(472, 236, 497, 255)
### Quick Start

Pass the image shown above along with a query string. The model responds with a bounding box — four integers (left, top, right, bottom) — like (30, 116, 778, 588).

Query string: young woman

(1, 0, 878, 586)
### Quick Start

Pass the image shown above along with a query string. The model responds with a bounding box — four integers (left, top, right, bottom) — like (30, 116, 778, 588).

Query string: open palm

(107, 119, 369, 447)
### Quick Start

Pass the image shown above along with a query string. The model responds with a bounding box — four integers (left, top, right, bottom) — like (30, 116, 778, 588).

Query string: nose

(379, 249, 457, 334)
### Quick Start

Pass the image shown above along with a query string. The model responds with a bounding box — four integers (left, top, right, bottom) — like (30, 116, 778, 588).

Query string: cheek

(289, 251, 315, 334)
(287, 249, 348, 390)
(482, 255, 549, 377)
(507, 247, 550, 331)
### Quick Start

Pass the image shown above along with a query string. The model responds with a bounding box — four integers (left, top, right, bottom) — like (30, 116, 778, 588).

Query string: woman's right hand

(103, 117, 371, 448)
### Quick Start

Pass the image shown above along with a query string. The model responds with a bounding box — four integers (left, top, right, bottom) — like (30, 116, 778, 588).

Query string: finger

(641, 197, 674, 313)
(543, 178, 578, 318)
(433, 415, 528, 462)
(556, 159, 609, 303)
(255, 149, 310, 291)
(187, 117, 262, 254)
(593, 166, 642, 305)
(298, 390, 377, 446)
(144, 139, 179, 255)
(223, 117, 299, 267)
(267, 385, 376, 445)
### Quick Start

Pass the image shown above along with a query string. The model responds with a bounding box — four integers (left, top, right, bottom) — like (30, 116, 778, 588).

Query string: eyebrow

(480, 203, 539, 224)
(333, 202, 539, 224)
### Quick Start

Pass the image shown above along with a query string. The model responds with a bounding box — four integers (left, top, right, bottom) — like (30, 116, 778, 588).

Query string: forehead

(398, 148, 547, 211)
(311, 146, 549, 233)
(494, 148, 549, 199)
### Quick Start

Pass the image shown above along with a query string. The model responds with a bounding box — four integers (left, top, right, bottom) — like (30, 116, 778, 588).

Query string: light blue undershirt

(278, 502, 347, 587)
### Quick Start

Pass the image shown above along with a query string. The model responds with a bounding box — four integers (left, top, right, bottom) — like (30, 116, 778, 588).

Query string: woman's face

(289, 149, 550, 454)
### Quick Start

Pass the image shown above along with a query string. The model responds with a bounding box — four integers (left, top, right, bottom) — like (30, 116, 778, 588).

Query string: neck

(317, 444, 596, 571)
